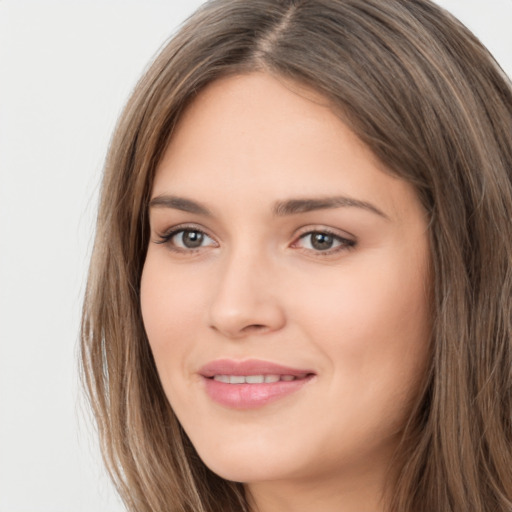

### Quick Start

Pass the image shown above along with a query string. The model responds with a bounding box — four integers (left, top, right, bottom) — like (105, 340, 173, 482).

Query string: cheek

(140, 255, 205, 379)
(294, 254, 429, 341)
(293, 249, 431, 411)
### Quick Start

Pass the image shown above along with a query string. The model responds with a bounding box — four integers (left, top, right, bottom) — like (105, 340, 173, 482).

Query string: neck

(246, 461, 393, 512)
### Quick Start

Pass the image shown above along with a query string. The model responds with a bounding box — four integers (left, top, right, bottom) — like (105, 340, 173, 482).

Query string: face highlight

(140, 72, 431, 508)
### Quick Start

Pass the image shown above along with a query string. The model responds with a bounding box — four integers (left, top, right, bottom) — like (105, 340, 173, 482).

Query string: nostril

(242, 324, 267, 333)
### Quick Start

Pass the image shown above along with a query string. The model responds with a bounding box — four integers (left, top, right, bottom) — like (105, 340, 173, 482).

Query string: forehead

(152, 72, 421, 222)
(161, 72, 344, 164)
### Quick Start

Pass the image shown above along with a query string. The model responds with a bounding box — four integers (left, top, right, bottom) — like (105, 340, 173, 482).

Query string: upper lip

(199, 359, 315, 378)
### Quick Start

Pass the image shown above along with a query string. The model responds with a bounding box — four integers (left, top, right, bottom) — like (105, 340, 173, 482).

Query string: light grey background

(0, 1, 510, 511)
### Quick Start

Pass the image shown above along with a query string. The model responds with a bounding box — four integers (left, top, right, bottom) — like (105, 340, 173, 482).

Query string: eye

(156, 227, 217, 251)
(294, 230, 355, 254)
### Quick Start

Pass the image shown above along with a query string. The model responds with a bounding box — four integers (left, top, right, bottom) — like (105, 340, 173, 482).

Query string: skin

(140, 72, 432, 512)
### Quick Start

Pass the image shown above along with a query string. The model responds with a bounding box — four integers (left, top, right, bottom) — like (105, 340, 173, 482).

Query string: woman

(80, 0, 512, 511)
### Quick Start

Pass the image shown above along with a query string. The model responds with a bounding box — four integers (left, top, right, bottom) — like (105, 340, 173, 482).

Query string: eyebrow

(149, 194, 388, 220)
(273, 197, 389, 219)
(149, 195, 211, 215)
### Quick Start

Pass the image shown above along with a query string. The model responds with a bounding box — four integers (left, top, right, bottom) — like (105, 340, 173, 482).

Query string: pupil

(311, 233, 333, 250)
(183, 230, 203, 248)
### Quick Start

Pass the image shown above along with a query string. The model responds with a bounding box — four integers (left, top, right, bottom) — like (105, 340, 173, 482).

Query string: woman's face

(141, 73, 431, 491)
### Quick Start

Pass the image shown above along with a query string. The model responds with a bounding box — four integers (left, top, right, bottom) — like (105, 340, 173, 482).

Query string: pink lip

(199, 359, 315, 409)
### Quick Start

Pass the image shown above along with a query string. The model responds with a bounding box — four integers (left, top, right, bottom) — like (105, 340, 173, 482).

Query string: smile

(199, 359, 315, 408)
(211, 374, 307, 384)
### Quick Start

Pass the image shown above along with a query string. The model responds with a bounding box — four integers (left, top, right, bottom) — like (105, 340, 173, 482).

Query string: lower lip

(203, 376, 313, 409)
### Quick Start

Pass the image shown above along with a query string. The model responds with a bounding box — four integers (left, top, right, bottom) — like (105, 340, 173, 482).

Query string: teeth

(212, 374, 298, 384)
(245, 375, 265, 384)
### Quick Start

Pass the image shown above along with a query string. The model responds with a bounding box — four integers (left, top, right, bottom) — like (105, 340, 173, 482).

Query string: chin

(189, 434, 302, 483)
(202, 455, 296, 484)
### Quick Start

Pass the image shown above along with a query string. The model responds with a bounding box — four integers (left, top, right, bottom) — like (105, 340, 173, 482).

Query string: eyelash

(155, 225, 216, 253)
(154, 225, 356, 256)
(292, 228, 356, 255)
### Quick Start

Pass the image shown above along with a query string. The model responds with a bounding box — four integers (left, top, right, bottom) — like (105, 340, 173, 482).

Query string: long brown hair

(80, 1, 512, 510)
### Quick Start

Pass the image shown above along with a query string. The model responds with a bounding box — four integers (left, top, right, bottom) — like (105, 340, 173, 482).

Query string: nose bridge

(208, 242, 285, 338)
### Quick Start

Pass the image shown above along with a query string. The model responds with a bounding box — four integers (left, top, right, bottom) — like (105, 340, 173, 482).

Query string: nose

(208, 250, 286, 339)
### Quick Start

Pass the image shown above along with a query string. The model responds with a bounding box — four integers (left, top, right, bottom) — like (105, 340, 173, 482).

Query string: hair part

(81, 1, 512, 510)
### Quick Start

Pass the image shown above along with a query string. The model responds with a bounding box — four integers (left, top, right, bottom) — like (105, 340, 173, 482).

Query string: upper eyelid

(157, 223, 215, 239)
(293, 231, 355, 247)
(293, 225, 356, 241)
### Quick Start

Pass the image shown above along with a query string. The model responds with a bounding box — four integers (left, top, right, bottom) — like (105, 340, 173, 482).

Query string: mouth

(199, 359, 315, 409)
